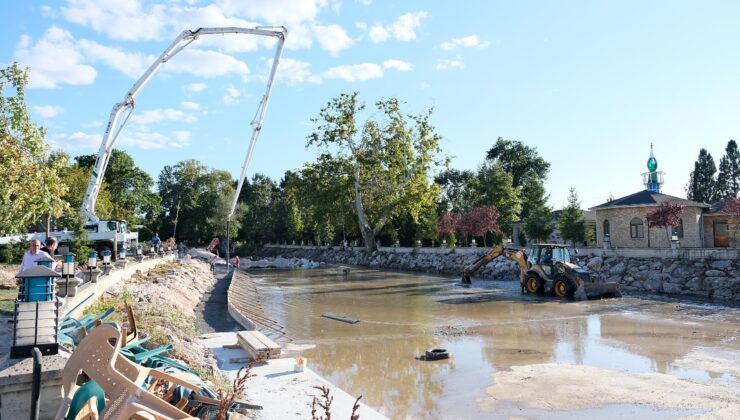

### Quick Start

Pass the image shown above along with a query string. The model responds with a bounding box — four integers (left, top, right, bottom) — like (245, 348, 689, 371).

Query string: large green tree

(522, 177, 552, 243)
(714, 140, 740, 200)
(434, 169, 478, 213)
(686, 149, 716, 203)
(475, 160, 521, 235)
(0, 63, 68, 234)
(75, 149, 159, 225)
(485, 137, 550, 220)
(156, 160, 235, 242)
(307, 92, 444, 251)
(558, 187, 586, 245)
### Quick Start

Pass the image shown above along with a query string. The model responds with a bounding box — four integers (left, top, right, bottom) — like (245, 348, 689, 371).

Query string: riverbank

(253, 245, 740, 302)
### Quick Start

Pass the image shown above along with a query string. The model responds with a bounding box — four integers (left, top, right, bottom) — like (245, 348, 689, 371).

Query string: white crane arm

(81, 26, 287, 224)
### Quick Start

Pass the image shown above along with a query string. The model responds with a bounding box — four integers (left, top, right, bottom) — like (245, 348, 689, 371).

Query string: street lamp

(12, 262, 61, 358)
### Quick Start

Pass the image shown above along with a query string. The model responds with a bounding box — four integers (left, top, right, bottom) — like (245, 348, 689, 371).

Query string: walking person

(151, 232, 161, 255)
(40, 236, 59, 257)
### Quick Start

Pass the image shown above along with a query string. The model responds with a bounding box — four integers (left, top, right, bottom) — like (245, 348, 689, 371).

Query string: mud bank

(254, 245, 740, 302)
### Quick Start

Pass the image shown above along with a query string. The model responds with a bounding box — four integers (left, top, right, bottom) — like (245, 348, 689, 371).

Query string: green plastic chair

(66, 380, 105, 420)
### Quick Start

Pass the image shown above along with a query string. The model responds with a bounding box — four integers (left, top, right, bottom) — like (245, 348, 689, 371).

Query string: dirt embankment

(87, 256, 221, 374)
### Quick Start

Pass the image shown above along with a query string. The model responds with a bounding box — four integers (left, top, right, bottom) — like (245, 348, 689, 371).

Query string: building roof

(706, 197, 740, 215)
(590, 190, 709, 210)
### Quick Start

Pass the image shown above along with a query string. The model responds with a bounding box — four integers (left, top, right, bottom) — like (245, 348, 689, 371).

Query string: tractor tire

(553, 277, 576, 298)
(524, 274, 544, 294)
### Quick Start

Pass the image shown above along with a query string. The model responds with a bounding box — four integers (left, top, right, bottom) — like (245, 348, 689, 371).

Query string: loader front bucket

(575, 282, 622, 300)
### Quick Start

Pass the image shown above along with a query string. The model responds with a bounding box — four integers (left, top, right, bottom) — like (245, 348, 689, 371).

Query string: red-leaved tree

(458, 206, 501, 247)
(646, 201, 685, 245)
(725, 197, 740, 247)
(437, 212, 461, 245)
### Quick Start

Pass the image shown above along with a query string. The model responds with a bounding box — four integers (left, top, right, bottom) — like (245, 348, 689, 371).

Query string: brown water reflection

(242, 267, 740, 419)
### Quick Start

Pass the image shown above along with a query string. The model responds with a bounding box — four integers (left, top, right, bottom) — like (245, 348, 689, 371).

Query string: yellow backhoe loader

(462, 243, 621, 299)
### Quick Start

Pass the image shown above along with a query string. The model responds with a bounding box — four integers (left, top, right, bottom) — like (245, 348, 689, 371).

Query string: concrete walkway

(195, 266, 240, 333)
(199, 332, 388, 420)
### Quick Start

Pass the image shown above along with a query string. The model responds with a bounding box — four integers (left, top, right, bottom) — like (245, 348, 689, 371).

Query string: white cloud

(355, 22, 367, 30)
(216, 0, 327, 25)
(368, 26, 389, 43)
(390, 12, 427, 41)
(185, 83, 207, 92)
(439, 34, 490, 51)
(40, 5, 57, 18)
(164, 49, 250, 79)
(130, 108, 196, 125)
(61, 0, 169, 41)
(32, 105, 64, 118)
(168, 5, 271, 53)
(419, 81, 430, 90)
(82, 120, 104, 128)
(78, 39, 154, 79)
(434, 59, 464, 70)
(383, 59, 412, 71)
(356, 0, 372, 5)
(323, 63, 383, 82)
(274, 58, 321, 85)
(119, 130, 191, 149)
(313, 24, 353, 55)
(180, 101, 201, 111)
(223, 85, 242, 104)
(369, 11, 426, 43)
(48, 131, 102, 149)
(13, 26, 97, 88)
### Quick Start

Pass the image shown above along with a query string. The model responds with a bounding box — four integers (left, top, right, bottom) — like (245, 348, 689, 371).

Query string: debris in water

(321, 312, 359, 324)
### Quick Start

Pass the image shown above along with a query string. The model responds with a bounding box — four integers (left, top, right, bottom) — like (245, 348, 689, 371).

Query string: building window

(672, 219, 684, 240)
(603, 220, 610, 236)
(630, 218, 644, 238)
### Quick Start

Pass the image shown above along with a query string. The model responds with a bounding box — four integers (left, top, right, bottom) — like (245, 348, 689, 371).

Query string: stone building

(589, 144, 728, 249)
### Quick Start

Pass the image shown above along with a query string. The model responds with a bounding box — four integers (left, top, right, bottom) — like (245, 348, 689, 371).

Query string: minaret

(642, 143, 664, 192)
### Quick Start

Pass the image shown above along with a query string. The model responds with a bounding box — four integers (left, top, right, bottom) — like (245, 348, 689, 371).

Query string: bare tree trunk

(352, 168, 376, 251)
(45, 214, 51, 238)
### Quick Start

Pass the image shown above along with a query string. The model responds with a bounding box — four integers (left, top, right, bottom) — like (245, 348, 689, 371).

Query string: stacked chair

(55, 303, 258, 420)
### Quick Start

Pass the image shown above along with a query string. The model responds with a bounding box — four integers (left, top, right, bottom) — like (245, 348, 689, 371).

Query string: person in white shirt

(18, 239, 52, 275)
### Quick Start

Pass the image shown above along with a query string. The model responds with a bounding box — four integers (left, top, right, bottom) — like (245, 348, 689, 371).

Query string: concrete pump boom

(82, 26, 287, 224)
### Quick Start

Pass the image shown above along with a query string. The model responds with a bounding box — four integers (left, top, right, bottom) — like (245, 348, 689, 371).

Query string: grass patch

(0, 288, 17, 315)
(82, 288, 133, 325)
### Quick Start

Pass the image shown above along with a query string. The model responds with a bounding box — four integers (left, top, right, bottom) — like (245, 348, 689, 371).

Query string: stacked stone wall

(254, 246, 740, 302)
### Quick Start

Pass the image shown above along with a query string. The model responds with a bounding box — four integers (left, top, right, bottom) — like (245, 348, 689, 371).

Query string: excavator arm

(462, 245, 529, 285)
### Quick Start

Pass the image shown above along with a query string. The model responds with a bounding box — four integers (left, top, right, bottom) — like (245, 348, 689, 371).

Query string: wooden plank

(15, 318, 57, 329)
(16, 310, 58, 321)
(237, 331, 281, 360)
(16, 301, 57, 312)
(248, 330, 281, 358)
(321, 312, 360, 324)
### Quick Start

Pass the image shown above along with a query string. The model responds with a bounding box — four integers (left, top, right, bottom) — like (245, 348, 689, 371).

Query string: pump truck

(462, 243, 621, 299)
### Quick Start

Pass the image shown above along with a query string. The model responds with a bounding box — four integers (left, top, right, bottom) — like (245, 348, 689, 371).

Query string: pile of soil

(93, 254, 221, 374)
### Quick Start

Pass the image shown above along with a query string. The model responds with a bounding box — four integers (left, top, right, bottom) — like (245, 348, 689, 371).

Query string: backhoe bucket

(575, 282, 622, 300)
(461, 274, 472, 285)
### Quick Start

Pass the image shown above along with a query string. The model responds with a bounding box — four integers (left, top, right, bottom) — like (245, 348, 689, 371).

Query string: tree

(436, 211, 461, 246)
(485, 137, 550, 188)
(464, 206, 501, 247)
(521, 177, 552, 243)
(714, 140, 740, 200)
(475, 160, 521, 235)
(75, 149, 159, 225)
(646, 201, 685, 243)
(434, 169, 477, 213)
(686, 149, 716, 203)
(558, 187, 585, 245)
(308, 92, 444, 251)
(724, 197, 740, 247)
(0, 63, 68, 234)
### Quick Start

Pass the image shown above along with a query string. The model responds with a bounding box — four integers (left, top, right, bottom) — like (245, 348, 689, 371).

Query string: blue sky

(2, 0, 740, 209)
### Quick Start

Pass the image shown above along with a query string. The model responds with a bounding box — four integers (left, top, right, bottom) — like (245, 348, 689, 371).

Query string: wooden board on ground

(237, 330, 281, 360)
(321, 312, 359, 324)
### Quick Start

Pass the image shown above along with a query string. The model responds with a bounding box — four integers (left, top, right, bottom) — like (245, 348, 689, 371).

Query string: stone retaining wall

(254, 246, 740, 302)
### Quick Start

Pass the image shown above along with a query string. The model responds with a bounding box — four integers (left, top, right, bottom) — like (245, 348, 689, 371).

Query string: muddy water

(242, 267, 740, 419)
